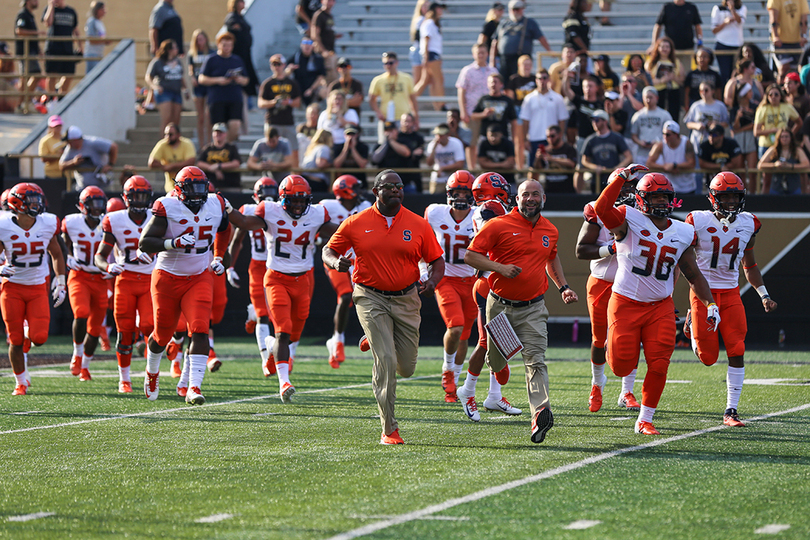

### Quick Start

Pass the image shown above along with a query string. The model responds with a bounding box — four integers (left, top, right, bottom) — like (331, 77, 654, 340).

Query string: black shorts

(45, 59, 77, 75)
(208, 100, 243, 124)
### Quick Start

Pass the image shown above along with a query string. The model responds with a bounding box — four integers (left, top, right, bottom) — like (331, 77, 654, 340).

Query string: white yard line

(326, 403, 810, 540)
(563, 520, 602, 530)
(7, 512, 55, 522)
(755, 524, 792, 534)
(194, 513, 234, 524)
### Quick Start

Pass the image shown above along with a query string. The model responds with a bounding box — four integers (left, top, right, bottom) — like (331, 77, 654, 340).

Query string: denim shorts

(409, 45, 422, 67)
(155, 90, 183, 105)
(427, 51, 441, 62)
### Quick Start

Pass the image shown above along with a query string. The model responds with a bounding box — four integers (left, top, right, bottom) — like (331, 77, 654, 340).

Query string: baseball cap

(48, 114, 63, 127)
(63, 125, 82, 141)
(492, 2, 505, 9)
(337, 57, 351, 67)
(708, 125, 725, 135)
(642, 86, 658, 97)
(344, 125, 359, 135)
(786, 71, 801, 83)
(428, 2, 447, 10)
(212, 122, 228, 133)
(270, 53, 285, 65)
(432, 124, 450, 135)
(663, 120, 680, 134)
(604, 91, 619, 100)
(383, 121, 398, 131)
(381, 51, 397, 61)
(595, 54, 610, 63)
(590, 109, 609, 121)
(508, 0, 525, 9)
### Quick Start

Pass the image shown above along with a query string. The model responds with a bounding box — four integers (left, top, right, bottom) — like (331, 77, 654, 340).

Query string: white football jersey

(613, 206, 696, 303)
(425, 203, 475, 278)
(0, 212, 58, 286)
(239, 204, 268, 262)
(62, 213, 104, 274)
(687, 210, 760, 290)
(151, 194, 226, 276)
(583, 201, 619, 283)
(321, 198, 372, 227)
(102, 209, 156, 275)
(256, 201, 330, 273)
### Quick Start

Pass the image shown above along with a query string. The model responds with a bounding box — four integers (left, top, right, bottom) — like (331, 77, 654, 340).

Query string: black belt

(490, 291, 544, 308)
(358, 282, 418, 296)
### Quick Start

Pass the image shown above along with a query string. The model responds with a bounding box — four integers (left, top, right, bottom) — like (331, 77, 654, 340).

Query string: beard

(519, 204, 541, 218)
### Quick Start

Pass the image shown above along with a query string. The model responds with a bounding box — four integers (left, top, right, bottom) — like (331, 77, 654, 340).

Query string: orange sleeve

(594, 172, 626, 229)
(214, 222, 232, 258)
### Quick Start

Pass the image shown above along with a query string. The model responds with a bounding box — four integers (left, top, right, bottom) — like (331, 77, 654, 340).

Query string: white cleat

(144, 371, 159, 401)
(483, 396, 522, 415)
(185, 386, 205, 405)
(456, 385, 480, 422)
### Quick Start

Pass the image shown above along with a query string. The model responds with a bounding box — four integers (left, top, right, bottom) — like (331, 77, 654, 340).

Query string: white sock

(14, 371, 27, 386)
(622, 369, 637, 395)
(208, 336, 214, 349)
(488, 373, 502, 400)
(727, 366, 745, 410)
(453, 361, 464, 385)
(81, 354, 92, 369)
(591, 363, 606, 387)
(265, 335, 276, 356)
(289, 341, 299, 359)
(119, 365, 130, 382)
(146, 348, 163, 374)
(638, 405, 656, 424)
(170, 335, 183, 345)
(277, 361, 291, 385)
(337, 332, 345, 342)
(188, 354, 207, 389)
(256, 323, 271, 360)
(23, 353, 28, 370)
(73, 342, 84, 358)
(462, 371, 479, 395)
(179, 352, 190, 388)
(442, 351, 456, 372)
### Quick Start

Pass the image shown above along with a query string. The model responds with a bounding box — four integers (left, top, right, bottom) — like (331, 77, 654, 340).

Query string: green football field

(1, 337, 809, 539)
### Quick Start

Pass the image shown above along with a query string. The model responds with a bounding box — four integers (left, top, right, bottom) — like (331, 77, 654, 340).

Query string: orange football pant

(211, 271, 227, 325)
(249, 259, 271, 319)
(607, 292, 676, 409)
(689, 287, 747, 364)
(586, 275, 613, 348)
(150, 269, 213, 347)
(68, 269, 109, 337)
(1, 281, 49, 346)
(264, 268, 313, 341)
(113, 271, 153, 336)
(325, 263, 354, 299)
(473, 277, 489, 349)
(436, 275, 477, 340)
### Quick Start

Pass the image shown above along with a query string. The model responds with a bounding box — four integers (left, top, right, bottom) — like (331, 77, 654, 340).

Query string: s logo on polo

(403, 230, 412, 241)
(542, 235, 549, 248)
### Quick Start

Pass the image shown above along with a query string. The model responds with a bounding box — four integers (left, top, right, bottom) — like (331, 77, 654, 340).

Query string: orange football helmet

(279, 174, 312, 219)
(173, 166, 209, 212)
(253, 177, 279, 203)
(472, 172, 511, 206)
(332, 174, 361, 201)
(106, 197, 126, 213)
(78, 185, 108, 217)
(708, 172, 745, 217)
(123, 175, 153, 214)
(446, 170, 475, 210)
(8, 183, 45, 217)
(635, 173, 675, 217)
(0, 188, 10, 211)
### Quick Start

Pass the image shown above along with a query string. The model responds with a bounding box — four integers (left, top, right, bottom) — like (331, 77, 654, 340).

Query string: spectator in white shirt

(317, 89, 359, 150)
(520, 68, 569, 160)
(456, 43, 499, 166)
(711, 0, 747, 84)
(426, 123, 466, 193)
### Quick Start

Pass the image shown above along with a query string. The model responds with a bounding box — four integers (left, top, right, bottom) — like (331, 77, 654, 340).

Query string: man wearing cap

(148, 122, 197, 192)
(368, 51, 419, 143)
(520, 68, 569, 160)
(39, 115, 66, 180)
(333, 125, 369, 186)
(328, 57, 363, 119)
(259, 54, 302, 165)
(426, 123, 466, 193)
(288, 37, 327, 107)
(59, 126, 118, 189)
(472, 73, 521, 168)
(580, 110, 632, 191)
(370, 114, 425, 192)
(247, 126, 294, 181)
(492, 0, 551, 82)
(630, 86, 673, 164)
(698, 122, 742, 188)
(604, 90, 628, 136)
(196, 123, 242, 191)
(311, 0, 342, 84)
(647, 119, 698, 193)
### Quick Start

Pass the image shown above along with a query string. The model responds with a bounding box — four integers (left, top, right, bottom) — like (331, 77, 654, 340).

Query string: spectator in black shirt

(295, 0, 322, 35)
(604, 90, 628, 134)
(477, 124, 516, 184)
(333, 126, 369, 186)
(15, 0, 43, 96)
(196, 122, 242, 191)
(472, 73, 521, 166)
(594, 54, 619, 94)
(530, 124, 577, 192)
(506, 54, 537, 111)
(327, 57, 363, 120)
(562, 0, 592, 54)
(651, 0, 703, 71)
(480, 2, 505, 66)
(684, 47, 722, 110)
(563, 74, 604, 146)
(259, 54, 302, 164)
(370, 114, 425, 192)
(698, 122, 743, 187)
(288, 37, 327, 106)
(43, 0, 79, 97)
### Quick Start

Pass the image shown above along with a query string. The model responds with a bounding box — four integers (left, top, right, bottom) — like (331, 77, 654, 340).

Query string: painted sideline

(325, 402, 810, 540)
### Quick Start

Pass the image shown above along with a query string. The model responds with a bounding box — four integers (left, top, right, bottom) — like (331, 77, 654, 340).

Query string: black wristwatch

(559, 284, 570, 294)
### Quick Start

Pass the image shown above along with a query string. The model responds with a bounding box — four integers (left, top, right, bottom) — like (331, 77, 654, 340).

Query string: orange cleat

(70, 356, 81, 376)
(380, 429, 405, 445)
(99, 331, 111, 352)
(245, 319, 257, 334)
(79, 368, 92, 381)
(634, 420, 660, 435)
(335, 341, 345, 363)
(723, 408, 746, 427)
(494, 364, 510, 385)
(119, 381, 132, 393)
(207, 348, 221, 373)
(166, 340, 181, 362)
(441, 370, 456, 395)
(176, 385, 188, 398)
(588, 384, 603, 412)
(618, 392, 641, 411)
(444, 391, 458, 403)
(263, 353, 277, 377)
(185, 386, 205, 405)
(359, 335, 370, 352)
(170, 360, 182, 378)
(326, 337, 341, 369)
(12, 384, 27, 396)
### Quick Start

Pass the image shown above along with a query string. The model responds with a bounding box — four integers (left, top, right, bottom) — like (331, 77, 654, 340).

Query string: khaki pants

(485, 294, 550, 416)
(353, 285, 421, 435)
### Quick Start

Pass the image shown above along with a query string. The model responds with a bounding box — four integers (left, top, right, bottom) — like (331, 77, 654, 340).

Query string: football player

(0, 183, 66, 395)
(62, 186, 108, 381)
(320, 175, 371, 369)
(227, 175, 337, 402)
(684, 172, 777, 427)
(95, 176, 156, 393)
(575, 165, 646, 413)
(595, 167, 719, 434)
(227, 177, 279, 375)
(455, 172, 522, 420)
(139, 166, 231, 405)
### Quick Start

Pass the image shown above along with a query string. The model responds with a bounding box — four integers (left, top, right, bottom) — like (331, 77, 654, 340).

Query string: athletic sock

(256, 323, 271, 361)
(638, 405, 656, 424)
(488, 373, 502, 400)
(462, 371, 479, 395)
(146, 348, 163, 374)
(621, 369, 637, 395)
(265, 335, 276, 356)
(727, 366, 745, 410)
(14, 370, 26, 387)
(208, 336, 215, 349)
(442, 351, 456, 373)
(591, 362, 606, 387)
(119, 365, 131, 383)
(289, 341, 299, 359)
(188, 354, 207, 389)
(337, 332, 345, 343)
(178, 352, 190, 388)
(81, 354, 93, 369)
(453, 361, 464, 385)
(73, 342, 84, 359)
(276, 361, 291, 385)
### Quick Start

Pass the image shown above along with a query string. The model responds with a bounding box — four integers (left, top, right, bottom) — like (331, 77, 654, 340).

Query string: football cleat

(12, 384, 27, 396)
(380, 429, 405, 445)
(166, 340, 181, 362)
(530, 407, 554, 443)
(288, 356, 294, 373)
(359, 335, 370, 352)
(176, 385, 188, 398)
(79, 368, 92, 382)
(618, 392, 641, 411)
(280, 382, 296, 403)
(144, 371, 159, 401)
(118, 380, 132, 394)
(441, 370, 456, 395)
(70, 356, 81, 376)
(170, 360, 182, 378)
(723, 408, 746, 427)
(245, 304, 257, 334)
(207, 349, 221, 373)
(634, 420, 660, 435)
(326, 337, 341, 369)
(335, 341, 345, 363)
(263, 354, 277, 377)
(456, 385, 480, 422)
(493, 364, 510, 385)
(444, 391, 458, 403)
(483, 396, 523, 415)
(245, 319, 257, 334)
(683, 309, 692, 339)
(588, 385, 603, 412)
(185, 386, 205, 405)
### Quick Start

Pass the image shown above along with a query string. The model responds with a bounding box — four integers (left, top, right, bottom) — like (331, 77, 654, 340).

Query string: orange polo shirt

(467, 207, 559, 301)
(326, 203, 443, 291)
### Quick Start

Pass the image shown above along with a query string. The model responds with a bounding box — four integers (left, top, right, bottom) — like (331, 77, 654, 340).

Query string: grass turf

(1, 338, 808, 539)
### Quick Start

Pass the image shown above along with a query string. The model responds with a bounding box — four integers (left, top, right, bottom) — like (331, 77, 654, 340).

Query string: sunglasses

(271, 61, 282, 66)
(301, 40, 313, 45)
(383, 61, 396, 66)
(379, 182, 404, 190)
(536, 75, 549, 80)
